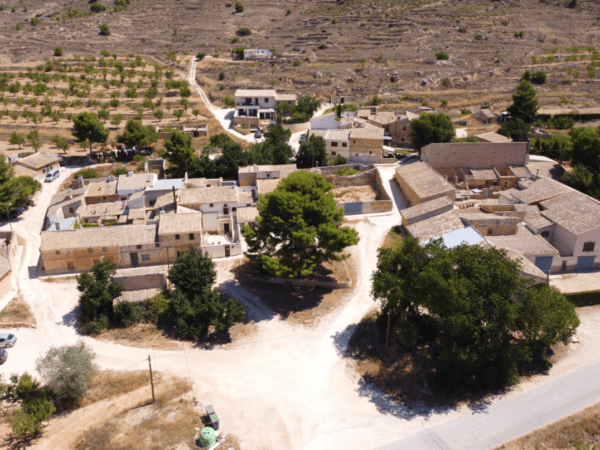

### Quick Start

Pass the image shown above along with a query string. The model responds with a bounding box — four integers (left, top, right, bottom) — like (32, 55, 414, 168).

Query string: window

(232, 207, 237, 212)
(369, 151, 373, 155)
(402, 127, 407, 131)
(224, 204, 228, 207)
(189, 233, 195, 240)
(209, 203, 214, 208)
(142, 254, 150, 261)
(401, 137, 405, 142)
(103, 247, 108, 252)
(55, 250, 61, 255)
(87, 248, 93, 253)
(331, 142, 338, 147)
(541, 231, 550, 238)
(264, 98, 268, 102)
(67, 262, 75, 270)
(136, 245, 142, 250)
(266, 174, 271, 178)
(155, 243, 160, 248)
(342, 143, 347, 148)
(175, 234, 181, 240)
(331, 152, 336, 156)
(69, 207, 74, 214)
(583, 242, 596, 252)
(149, 200, 156, 207)
(355, 153, 359, 157)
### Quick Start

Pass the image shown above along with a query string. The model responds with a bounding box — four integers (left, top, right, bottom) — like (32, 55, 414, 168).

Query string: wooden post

(385, 310, 391, 355)
(148, 355, 155, 404)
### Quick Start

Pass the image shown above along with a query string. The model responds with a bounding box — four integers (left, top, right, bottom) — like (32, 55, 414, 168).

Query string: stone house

(233, 89, 278, 129)
(387, 111, 419, 146)
(116, 171, 157, 197)
(244, 49, 273, 61)
(85, 178, 120, 204)
(474, 109, 501, 124)
(395, 162, 456, 206)
(13, 153, 61, 181)
(348, 126, 386, 163)
(238, 164, 298, 195)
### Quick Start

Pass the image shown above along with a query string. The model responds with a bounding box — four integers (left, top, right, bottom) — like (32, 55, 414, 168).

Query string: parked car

(0, 333, 17, 348)
(0, 349, 7, 364)
(299, 134, 307, 142)
(254, 130, 262, 139)
(1, 207, 25, 220)
(45, 168, 60, 182)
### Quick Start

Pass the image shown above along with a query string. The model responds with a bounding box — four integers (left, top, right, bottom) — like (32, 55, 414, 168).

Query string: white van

(45, 169, 60, 182)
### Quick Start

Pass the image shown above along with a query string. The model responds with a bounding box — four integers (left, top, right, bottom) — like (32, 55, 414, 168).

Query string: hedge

(566, 290, 600, 307)
(537, 113, 600, 122)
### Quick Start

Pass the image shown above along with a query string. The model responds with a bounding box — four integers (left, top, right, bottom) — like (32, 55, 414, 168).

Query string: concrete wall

(113, 270, 167, 291)
(42, 245, 121, 274)
(330, 168, 393, 215)
(551, 223, 578, 256)
(421, 143, 528, 169)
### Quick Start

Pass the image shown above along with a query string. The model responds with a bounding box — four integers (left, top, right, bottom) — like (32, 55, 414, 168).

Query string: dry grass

(79, 370, 152, 408)
(0, 294, 37, 327)
(381, 226, 404, 250)
(495, 402, 600, 450)
(42, 276, 78, 284)
(95, 323, 191, 351)
(74, 376, 199, 450)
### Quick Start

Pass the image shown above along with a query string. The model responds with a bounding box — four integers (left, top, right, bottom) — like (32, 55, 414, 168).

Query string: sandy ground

(2, 164, 600, 449)
(550, 271, 600, 294)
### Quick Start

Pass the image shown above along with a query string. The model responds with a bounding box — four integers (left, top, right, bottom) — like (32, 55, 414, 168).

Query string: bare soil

(332, 184, 379, 203)
(0, 294, 37, 328)
(495, 402, 600, 450)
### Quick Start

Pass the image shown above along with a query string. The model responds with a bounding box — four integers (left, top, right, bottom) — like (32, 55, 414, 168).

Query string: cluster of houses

(394, 141, 600, 280)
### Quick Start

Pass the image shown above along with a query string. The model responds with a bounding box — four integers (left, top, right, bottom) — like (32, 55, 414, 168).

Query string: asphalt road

(378, 360, 600, 450)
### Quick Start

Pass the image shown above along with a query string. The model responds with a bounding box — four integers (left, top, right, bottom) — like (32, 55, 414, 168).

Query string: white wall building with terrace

(233, 89, 277, 129)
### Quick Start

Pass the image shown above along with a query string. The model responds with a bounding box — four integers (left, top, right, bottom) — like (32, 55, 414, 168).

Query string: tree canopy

(249, 123, 294, 165)
(371, 238, 580, 390)
(507, 79, 539, 123)
(167, 247, 244, 340)
(117, 118, 159, 149)
(243, 171, 359, 278)
(498, 117, 531, 142)
(0, 155, 41, 214)
(295, 135, 328, 168)
(409, 112, 455, 150)
(71, 112, 109, 155)
(164, 129, 194, 177)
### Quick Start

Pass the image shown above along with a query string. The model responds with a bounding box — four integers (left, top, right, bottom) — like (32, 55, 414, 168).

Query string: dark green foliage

(243, 171, 359, 278)
(498, 118, 531, 142)
(409, 112, 455, 150)
(530, 136, 573, 161)
(196, 52, 206, 61)
(113, 165, 128, 176)
(99, 23, 110, 36)
(0, 155, 41, 213)
(546, 115, 574, 130)
(249, 123, 294, 166)
(236, 27, 251, 37)
(90, 2, 106, 13)
(295, 135, 327, 168)
(234, 1, 244, 12)
(372, 239, 580, 391)
(508, 79, 539, 123)
(569, 127, 600, 167)
(164, 129, 194, 177)
(71, 112, 109, 155)
(167, 248, 244, 340)
(117, 118, 158, 149)
(9, 388, 55, 438)
(115, 301, 142, 326)
(336, 167, 359, 176)
(282, 96, 321, 124)
(30, 17, 41, 26)
(76, 260, 124, 333)
(54, 47, 63, 57)
(435, 51, 449, 60)
(72, 168, 99, 179)
(530, 71, 547, 85)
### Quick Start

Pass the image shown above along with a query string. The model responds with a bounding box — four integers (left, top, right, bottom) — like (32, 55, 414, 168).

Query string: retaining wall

(113, 267, 168, 291)
(326, 168, 393, 216)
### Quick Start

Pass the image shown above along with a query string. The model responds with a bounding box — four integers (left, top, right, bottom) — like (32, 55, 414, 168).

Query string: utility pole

(148, 354, 155, 404)
(5, 203, 13, 232)
(385, 310, 391, 355)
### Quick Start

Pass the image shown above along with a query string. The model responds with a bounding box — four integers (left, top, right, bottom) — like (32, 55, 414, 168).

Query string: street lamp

(5, 202, 13, 232)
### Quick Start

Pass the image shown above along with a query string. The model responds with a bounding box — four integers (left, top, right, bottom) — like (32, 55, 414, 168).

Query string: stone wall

(326, 168, 393, 216)
(113, 267, 167, 291)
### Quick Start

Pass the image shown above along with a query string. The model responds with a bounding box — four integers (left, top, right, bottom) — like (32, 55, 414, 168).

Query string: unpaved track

(3, 165, 600, 449)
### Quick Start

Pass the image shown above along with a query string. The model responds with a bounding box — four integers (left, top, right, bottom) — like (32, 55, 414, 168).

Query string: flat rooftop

(406, 210, 464, 242)
(395, 162, 455, 202)
(401, 196, 453, 223)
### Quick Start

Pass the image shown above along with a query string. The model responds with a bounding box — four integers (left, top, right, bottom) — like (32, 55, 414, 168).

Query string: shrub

(235, 27, 251, 37)
(441, 77, 450, 87)
(481, 101, 491, 109)
(369, 95, 383, 106)
(115, 301, 142, 326)
(218, 83, 225, 91)
(475, 34, 482, 40)
(225, 2, 232, 6)
(293, 60, 301, 66)
(99, 23, 110, 36)
(218, 71, 225, 81)
(458, 26, 467, 33)
(72, 168, 99, 179)
(30, 17, 41, 26)
(231, 36, 239, 44)
(113, 165, 128, 176)
(144, 293, 170, 323)
(514, 31, 525, 38)
(196, 52, 206, 61)
(80, 314, 109, 335)
(441, 99, 448, 107)
(10, 389, 55, 439)
(234, 1, 243, 12)
(224, 95, 234, 106)
(36, 341, 96, 401)
(336, 167, 359, 176)
(54, 47, 63, 57)
(332, 18, 337, 24)
(90, 2, 106, 13)
(435, 51, 449, 60)
(286, 9, 291, 15)
(531, 71, 547, 85)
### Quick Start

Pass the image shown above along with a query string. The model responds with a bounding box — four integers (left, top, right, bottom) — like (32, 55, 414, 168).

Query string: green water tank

(199, 427, 216, 447)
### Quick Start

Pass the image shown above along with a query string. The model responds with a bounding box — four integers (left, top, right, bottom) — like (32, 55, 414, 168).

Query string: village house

(85, 177, 120, 204)
(395, 162, 456, 206)
(13, 153, 61, 181)
(116, 171, 157, 197)
(474, 131, 512, 143)
(473, 109, 501, 125)
(243, 49, 274, 61)
(233, 89, 278, 130)
(275, 93, 298, 118)
(238, 164, 298, 195)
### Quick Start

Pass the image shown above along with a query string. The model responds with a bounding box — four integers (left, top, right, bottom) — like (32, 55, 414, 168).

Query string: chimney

(144, 160, 149, 173)
(127, 170, 134, 177)
(172, 186, 177, 214)
(108, 175, 115, 183)
(55, 222, 60, 231)
(77, 175, 84, 188)
(536, 168, 540, 178)
(184, 172, 188, 182)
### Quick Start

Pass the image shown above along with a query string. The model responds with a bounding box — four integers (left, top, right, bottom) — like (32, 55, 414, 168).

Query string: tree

(569, 127, 600, 168)
(371, 238, 579, 390)
(409, 112, 455, 150)
(36, 341, 96, 401)
(243, 171, 359, 278)
(498, 118, 531, 142)
(110, 113, 123, 129)
(71, 112, 109, 155)
(51, 135, 70, 154)
(0, 155, 41, 213)
(124, 87, 137, 100)
(9, 131, 25, 149)
(507, 79, 539, 123)
(54, 47, 63, 57)
(76, 259, 124, 333)
(26, 129, 41, 152)
(117, 118, 158, 149)
(167, 247, 244, 340)
(97, 105, 110, 123)
(164, 129, 194, 176)
(295, 135, 327, 168)
(234, 1, 244, 12)
(212, 134, 252, 180)
(99, 23, 110, 36)
(196, 52, 206, 61)
(173, 108, 184, 121)
(295, 96, 321, 119)
(250, 123, 294, 165)
(192, 108, 200, 118)
(153, 108, 164, 122)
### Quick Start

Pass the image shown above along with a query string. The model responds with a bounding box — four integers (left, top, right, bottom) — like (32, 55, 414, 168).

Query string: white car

(0, 333, 17, 348)
(45, 169, 60, 182)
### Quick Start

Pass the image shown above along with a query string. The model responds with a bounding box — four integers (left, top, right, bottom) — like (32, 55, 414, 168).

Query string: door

(534, 256, 553, 274)
(576, 256, 595, 272)
(225, 246, 230, 257)
(224, 223, 230, 235)
(130, 252, 139, 268)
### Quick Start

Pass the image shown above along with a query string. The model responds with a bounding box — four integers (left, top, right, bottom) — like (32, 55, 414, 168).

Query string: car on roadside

(0, 333, 17, 348)
(0, 349, 7, 364)
(254, 130, 262, 139)
(299, 133, 307, 142)
(1, 207, 25, 220)
(45, 168, 60, 182)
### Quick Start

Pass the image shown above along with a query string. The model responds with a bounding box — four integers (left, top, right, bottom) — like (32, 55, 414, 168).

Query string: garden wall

(325, 168, 393, 216)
